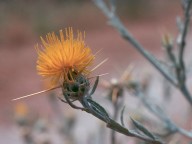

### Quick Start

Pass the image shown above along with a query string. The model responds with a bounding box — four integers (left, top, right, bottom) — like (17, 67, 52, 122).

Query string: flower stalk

(59, 75, 163, 144)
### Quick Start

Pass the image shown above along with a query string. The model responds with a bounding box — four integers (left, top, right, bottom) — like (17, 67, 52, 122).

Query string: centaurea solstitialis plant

(93, 0, 192, 143)
(13, 27, 106, 101)
(13, 27, 163, 144)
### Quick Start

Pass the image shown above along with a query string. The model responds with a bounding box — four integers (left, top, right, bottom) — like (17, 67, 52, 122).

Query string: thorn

(91, 58, 108, 72)
(12, 86, 61, 101)
(94, 48, 103, 56)
(88, 73, 109, 79)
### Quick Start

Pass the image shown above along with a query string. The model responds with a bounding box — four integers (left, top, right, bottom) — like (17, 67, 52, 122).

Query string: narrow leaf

(120, 106, 125, 126)
(131, 117, 155, 140)
(90, 76, 99, 95)
(87, 99, 109, 119)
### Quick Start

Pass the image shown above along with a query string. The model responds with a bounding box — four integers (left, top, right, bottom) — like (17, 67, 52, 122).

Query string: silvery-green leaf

(120, 106, 125, 126)
(87, 99, 109, 119)
(131, 117, 155, 140)
(89, 76, 99, 95)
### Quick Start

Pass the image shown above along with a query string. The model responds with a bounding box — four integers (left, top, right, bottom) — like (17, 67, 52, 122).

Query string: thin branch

(162, 37, 174, 101)
(133, 83, 192, 138)
(93, 0, 177, 86)
(81, 101, 163, 143)
(177, 0, 192, 103)
(178, 0, 192, 77)
(110, 87, 124, 144)
(111, 88, 119, 144)
(60, 74, 163, 143)
(93, 0, 192, 105)
(111, 100, 118, 144)
(106, 118, 163, 144)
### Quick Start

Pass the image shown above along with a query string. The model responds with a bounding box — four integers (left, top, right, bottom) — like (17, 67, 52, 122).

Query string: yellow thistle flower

(36, 27, 95, 87)
(12, 28, 107, 101)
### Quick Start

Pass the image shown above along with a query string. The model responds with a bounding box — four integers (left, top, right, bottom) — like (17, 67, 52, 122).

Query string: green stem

(111, 101, 119, 144)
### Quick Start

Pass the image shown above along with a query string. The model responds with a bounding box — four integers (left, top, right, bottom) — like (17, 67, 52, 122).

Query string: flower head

(36, 28, 95, 87)
(12, 28, 108, 101)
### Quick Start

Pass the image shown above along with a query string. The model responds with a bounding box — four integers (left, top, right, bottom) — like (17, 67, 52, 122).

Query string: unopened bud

(62, 74, 90, 100)
(162, 33, 173, 49)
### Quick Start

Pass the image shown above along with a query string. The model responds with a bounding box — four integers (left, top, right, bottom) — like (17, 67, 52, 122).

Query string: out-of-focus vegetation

(0, 0, 178, 47)
(2, 1, 191, 144)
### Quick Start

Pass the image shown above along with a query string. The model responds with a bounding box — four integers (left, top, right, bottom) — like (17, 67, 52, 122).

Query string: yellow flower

(12, 28, 107, 101)
(36, 27, 95, 87)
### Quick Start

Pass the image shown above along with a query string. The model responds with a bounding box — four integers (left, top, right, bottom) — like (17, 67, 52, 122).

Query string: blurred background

(1, 0, 192, 144)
